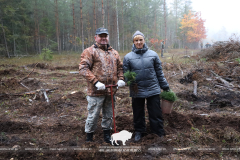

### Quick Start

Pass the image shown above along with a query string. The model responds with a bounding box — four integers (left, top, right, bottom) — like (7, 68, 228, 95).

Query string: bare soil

(0, 50, 240, 160)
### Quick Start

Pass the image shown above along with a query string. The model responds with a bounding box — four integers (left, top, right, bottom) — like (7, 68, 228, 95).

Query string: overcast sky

(191, 0, 240, 42)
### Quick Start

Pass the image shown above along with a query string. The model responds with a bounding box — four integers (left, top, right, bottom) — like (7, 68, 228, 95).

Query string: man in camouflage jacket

(79, 27, 125, 143)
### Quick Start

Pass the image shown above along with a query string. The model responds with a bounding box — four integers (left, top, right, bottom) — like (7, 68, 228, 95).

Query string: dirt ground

(0, 48, 240, 160)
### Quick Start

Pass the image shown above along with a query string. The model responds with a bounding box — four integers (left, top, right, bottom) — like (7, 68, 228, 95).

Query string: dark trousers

(132, 95, 165, 137)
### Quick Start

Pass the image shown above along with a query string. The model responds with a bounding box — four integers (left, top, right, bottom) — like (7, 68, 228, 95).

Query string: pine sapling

(160, 90, 178, 102)
(124, 70, 138, 93)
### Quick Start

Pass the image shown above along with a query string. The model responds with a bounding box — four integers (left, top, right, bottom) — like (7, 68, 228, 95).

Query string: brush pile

(200, 38, 240, 61)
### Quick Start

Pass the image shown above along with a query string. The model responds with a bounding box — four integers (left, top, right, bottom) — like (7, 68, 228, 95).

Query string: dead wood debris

(19, 62, 39, 83)
(200, 39, 240, 61)
(18, 62, 39, 91)
(0, 88, 58, 100)
(210, 70, 235, 88)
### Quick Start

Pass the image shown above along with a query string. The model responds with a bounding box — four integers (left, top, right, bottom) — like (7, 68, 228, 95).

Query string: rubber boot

(134, 132, 142, 142)
(86, 133, 93, 142)
(103, 130, 111, 144)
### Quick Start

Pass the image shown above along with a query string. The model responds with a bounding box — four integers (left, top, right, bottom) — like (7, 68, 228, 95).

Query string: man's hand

(95, 82, 106, 90)
(117, 80, 125, 87)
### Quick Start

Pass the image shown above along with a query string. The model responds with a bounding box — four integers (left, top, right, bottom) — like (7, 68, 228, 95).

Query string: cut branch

(42, 89, 50, 103)
(19, 62, 39, 83)
(20, 82, 30, 90)
(178, 65, 184, 78)
(214, 85, 234, 92)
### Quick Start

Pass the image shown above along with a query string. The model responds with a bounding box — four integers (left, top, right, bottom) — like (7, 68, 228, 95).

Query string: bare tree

(116, 0, 119, 50)
(94, 0, 97, 31)
(164, 0, 167, 47)
(102, 0, 104, 27)
(55, 0, 60, 53)
(34, 0, 41, 54)
(1, 21, 10, 58)
(80, 0, 84, 51)
(72, 0, 76, 51)
(121, 1, 124, 52)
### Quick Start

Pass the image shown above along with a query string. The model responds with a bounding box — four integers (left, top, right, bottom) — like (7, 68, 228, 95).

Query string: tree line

(0, 0, 206, 57)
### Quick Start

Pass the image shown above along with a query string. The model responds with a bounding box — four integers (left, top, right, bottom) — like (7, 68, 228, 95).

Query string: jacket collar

(94, 43, 112, 51)
(132, 43, 148, 54)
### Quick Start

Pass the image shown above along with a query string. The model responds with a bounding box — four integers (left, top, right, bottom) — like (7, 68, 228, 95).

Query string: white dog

(111, 130, 132, 145)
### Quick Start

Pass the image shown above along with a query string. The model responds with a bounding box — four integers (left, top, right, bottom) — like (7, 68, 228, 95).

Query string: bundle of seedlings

(124, 70, 138, 93)
(160, 90, 178, 114)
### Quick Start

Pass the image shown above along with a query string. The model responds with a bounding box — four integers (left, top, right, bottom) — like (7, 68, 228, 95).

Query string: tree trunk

(34, 0, 39, 54)
(94, 0, 97, 31)
(121, 1, 124, 52)
(154, 7, 157, 37)
(38, 22, 41, 54)
(116, 0, 119, 51)
(102, 0, 104, 27)
(107, 0, 110, 44)
(164, 0, 167, 48)
(72, 0, 76, 52)
(80, 0, 84, 51)
(2, 22, 10, 58)
(63, 25, 66, 51)
(13, 30, 16, 56)
(55, 0, 60, 54)
(25, 37, 28, 54)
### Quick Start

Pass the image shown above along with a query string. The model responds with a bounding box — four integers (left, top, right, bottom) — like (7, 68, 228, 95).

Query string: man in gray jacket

(123, 31, 170, 142)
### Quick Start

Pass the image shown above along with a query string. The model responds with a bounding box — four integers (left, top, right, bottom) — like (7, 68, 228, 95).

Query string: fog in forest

(191, 0, 240, 43)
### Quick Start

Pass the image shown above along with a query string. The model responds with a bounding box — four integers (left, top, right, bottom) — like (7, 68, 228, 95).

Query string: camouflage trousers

(85, 95, 114, 133)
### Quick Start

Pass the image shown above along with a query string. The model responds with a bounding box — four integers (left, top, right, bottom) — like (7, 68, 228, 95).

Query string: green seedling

(40, 48, 53, 61)
(160, 90, 178, 102)
(124, 70, 137, 85)
(235, 58, 240, 64)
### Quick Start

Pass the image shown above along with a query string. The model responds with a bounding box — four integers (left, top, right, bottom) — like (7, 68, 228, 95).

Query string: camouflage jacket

(79, 44, 124, 96)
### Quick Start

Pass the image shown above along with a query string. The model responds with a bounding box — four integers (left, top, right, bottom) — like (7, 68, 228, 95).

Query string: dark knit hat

(132, 30, 145, 41)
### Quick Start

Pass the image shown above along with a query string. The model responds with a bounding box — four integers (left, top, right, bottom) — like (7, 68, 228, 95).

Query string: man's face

(95, 33, 109, 45)
(133, 35, 145, 49)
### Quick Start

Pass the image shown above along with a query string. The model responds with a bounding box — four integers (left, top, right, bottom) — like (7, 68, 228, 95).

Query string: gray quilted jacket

(123, 44, 169, 98)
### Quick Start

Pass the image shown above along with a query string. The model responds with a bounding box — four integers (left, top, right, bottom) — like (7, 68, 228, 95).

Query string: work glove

(95, 81, 106, 90)
(163, 87, 170, 92)
(117, 80, 125, 87)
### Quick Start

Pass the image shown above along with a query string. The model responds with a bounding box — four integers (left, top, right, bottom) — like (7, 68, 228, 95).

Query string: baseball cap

(95, 27, 109, 35)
